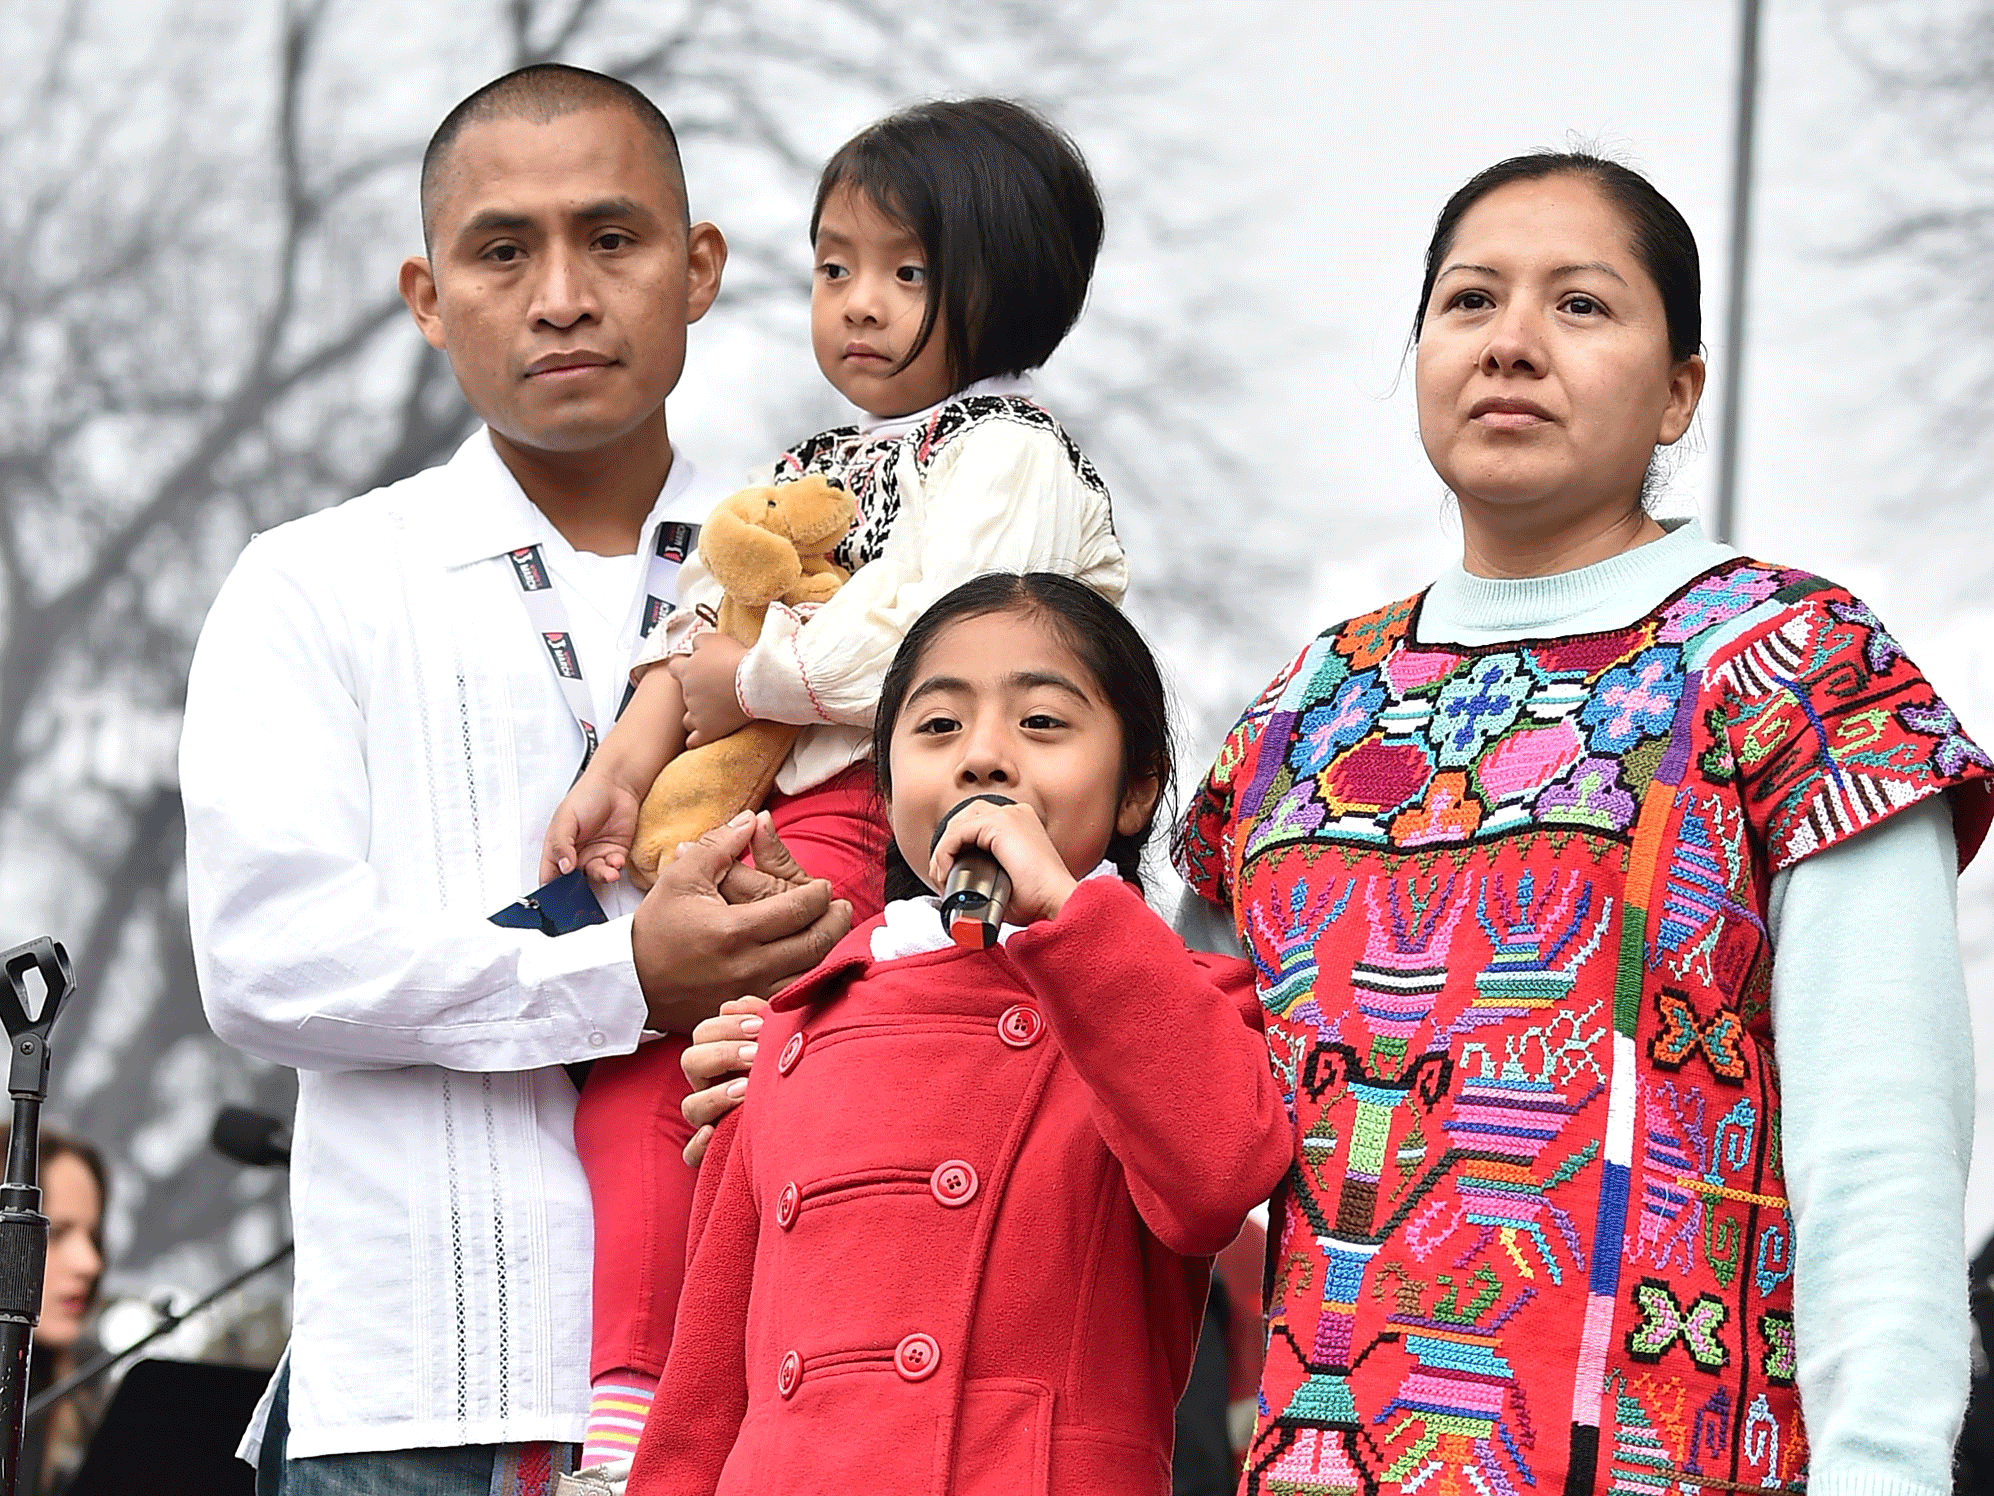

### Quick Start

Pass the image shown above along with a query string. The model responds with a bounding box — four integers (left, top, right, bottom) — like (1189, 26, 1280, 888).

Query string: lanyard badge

(508, 519, 700, 776)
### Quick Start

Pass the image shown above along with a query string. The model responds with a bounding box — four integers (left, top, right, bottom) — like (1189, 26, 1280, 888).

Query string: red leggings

(574, 763, 888, 1377)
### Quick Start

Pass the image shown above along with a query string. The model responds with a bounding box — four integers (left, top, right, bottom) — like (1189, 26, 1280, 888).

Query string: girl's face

(1415, 174, 1704, 528)
(39, 1151, 102, 1352)
(811, 185, 957, 419)
(885, 608, 1155, 892)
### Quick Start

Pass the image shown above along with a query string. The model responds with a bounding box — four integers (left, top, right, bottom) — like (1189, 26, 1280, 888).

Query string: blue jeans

(259, 1361, 573, 1496)
(282, 1443, 503, 1496)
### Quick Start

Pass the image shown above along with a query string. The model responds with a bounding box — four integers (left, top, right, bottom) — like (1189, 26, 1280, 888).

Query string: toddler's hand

(725, 811, 815, 895)
(541, 773, 641, 886)
(681, 996, 768, 1165)
(669, 634, 751, 747)
(928, 798, 1080, 927)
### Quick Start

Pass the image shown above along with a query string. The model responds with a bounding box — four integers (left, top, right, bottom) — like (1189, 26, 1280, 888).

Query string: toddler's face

(811, 185, 956, 419)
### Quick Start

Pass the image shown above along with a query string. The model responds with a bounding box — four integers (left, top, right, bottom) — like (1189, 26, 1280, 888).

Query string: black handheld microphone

(211, 1107, 292, 1169)
(931, 794, 1015, 950)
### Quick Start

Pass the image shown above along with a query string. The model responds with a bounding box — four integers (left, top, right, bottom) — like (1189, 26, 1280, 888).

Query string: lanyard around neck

(507, 519, 701, 776)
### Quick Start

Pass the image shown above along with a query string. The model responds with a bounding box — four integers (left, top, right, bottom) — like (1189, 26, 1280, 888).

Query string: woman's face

(39, 1151, 103, 1351)
(1415, 174, 1704, 527)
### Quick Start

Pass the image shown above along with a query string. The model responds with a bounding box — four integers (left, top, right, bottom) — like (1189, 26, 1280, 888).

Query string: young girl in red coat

(542, 99, 1128, 1469)
(625, 573, 1293, 1495)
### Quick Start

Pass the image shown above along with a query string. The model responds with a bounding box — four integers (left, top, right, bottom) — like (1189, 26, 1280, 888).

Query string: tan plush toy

(628, 475, 856, 884)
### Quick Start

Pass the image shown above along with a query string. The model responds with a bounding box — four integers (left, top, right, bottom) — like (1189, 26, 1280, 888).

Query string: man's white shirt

(181, 429, 726, 1458)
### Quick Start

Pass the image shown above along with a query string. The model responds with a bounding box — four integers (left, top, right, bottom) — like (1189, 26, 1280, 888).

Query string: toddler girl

(628, 573, 1292, 1495)
(544, 95, 1124, 901)
(542, 99, 1127, 1470)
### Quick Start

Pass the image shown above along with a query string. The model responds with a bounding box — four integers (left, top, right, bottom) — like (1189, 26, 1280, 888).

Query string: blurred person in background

(1171, 1217, 1266, 1496)
(15, 1128, 107, 1496)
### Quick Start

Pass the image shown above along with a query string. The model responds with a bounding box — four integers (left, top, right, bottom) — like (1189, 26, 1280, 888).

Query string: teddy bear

(627, 474, 856, 884)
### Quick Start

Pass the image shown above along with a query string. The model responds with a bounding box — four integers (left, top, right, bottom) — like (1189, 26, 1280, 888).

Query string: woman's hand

(668, 634, 751, 747)
(541, 770, 641, 885)
(680, 996, 769, 1164)
(928, 797, 1080, 926)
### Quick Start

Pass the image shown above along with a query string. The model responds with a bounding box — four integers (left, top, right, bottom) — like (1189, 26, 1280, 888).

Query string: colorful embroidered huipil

(1175, 560, 1994, 1496)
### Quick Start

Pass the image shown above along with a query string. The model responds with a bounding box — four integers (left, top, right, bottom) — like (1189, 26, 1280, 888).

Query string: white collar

(425, 428, 708, 570)
(852, 373, 1037, 442)
(869, 859, 1117, 963)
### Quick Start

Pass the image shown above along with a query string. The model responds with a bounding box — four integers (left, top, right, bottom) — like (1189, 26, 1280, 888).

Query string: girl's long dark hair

(871, 573, 1171, 906)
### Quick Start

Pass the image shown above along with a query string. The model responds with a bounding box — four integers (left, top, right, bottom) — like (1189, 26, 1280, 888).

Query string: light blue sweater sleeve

(1770, 795, 1971, 1496)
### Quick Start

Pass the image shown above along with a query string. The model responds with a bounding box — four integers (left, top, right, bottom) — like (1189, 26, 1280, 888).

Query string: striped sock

(582, 1369, 658, 1469)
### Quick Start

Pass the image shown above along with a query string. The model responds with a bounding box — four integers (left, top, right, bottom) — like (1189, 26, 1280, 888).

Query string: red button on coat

(777, 1350, 802, 1399)
(894, 1332, 940, 1382)
(930, 1160, 978, 1208)
(777, 1031, 807, 1074)
(997, 1003, 1044, 1048)
(776, 1181, 800, 1230)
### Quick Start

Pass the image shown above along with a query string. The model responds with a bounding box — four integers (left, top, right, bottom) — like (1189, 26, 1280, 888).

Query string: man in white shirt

(180, 65, 850, 1496)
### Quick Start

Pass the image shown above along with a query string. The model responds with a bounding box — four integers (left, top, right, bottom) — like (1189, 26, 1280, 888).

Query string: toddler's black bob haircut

(811, 98, 1104, 389)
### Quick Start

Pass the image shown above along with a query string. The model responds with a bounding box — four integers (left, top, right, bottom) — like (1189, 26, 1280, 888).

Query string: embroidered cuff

(736, 602, 835, 725)
(632, 613, 713, 681)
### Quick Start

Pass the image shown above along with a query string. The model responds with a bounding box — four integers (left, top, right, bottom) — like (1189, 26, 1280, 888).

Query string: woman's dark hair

(1411, 150, 1702, 362)
(0, 1127, 107, 1265)
(871, 573, 1171, 905)
(811, 98, 1104, 389)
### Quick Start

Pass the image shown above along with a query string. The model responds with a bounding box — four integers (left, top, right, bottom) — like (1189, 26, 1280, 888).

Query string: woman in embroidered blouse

(1176, 153, 1992, 1496)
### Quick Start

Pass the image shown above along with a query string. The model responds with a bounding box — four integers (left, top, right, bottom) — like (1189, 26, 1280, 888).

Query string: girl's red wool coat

(628, 875, 1293, 1495)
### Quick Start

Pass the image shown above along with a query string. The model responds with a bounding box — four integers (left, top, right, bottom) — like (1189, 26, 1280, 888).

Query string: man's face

(400, 107, 724, 458)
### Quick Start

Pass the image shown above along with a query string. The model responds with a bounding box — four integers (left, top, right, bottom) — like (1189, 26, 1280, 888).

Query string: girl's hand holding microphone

(928, 795, 1079, 928)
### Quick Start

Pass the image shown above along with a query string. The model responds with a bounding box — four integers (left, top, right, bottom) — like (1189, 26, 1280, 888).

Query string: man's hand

(679, 996, 768, 1165)
(632, 811, 851, 1035)
(668, 634, 750, 747)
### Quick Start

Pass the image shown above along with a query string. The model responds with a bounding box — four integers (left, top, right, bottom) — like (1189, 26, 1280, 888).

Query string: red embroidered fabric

(1176, 561, 1992, 1496)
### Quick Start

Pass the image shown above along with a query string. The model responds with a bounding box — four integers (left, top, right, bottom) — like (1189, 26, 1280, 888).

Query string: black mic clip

(931, 795, 1016, 951)
(0, 938, 71, 1491)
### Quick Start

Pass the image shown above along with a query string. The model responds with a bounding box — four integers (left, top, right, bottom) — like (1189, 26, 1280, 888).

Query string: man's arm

(633, 813, 851, 1035)
(182, 533, 654, 1072)
(184, 534, 847, 1075)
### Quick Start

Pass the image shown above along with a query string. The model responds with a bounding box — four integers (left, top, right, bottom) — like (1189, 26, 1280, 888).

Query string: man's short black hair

(811, 98, 1104, 387)
(420, 63, 689, 250)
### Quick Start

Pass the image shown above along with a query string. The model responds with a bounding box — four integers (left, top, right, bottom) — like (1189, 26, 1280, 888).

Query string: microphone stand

(0, 939, 73, 1496)
(24, 1238, 294, 1421)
